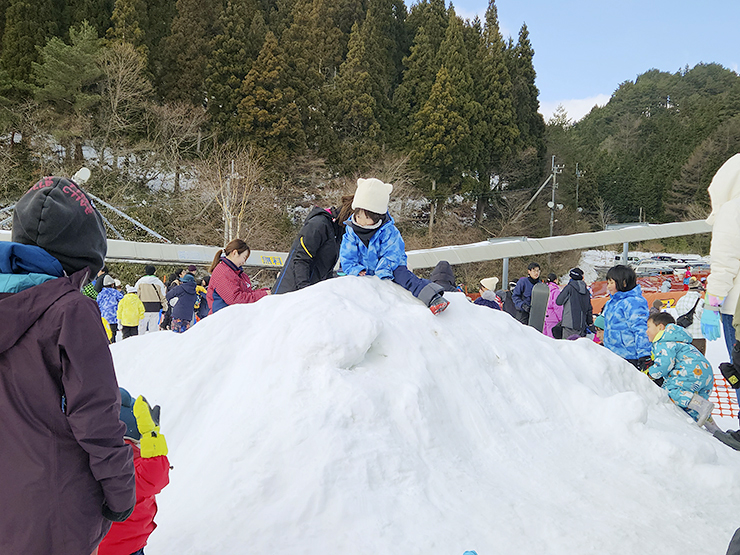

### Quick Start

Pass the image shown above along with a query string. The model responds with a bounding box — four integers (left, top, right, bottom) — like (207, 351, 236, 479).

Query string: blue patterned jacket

(339, 214, 407, 280)
(602, 285, 651, 360)
(648, 323, 713, 392)
(97, 287, 124, 325)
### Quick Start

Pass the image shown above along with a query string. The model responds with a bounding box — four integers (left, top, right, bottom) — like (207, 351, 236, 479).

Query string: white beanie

(126, 285, 137, 294)
(480, 277, 499, 291)
(352, 178, 393, 215)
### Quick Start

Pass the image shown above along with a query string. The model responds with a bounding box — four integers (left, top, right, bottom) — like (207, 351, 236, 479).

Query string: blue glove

(700, 308, 721, 341)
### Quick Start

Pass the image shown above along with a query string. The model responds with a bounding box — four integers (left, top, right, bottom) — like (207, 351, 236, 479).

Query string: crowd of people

(2, 160, 740, 554)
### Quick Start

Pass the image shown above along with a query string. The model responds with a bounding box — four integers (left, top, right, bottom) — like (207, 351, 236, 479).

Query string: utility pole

(548, 155, 564, 237)
(575, 162, 583, 210)
(224, 159, 234, 245)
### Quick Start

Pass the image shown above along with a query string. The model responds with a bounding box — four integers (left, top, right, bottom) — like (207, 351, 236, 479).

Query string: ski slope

(111, 276, 740, 555)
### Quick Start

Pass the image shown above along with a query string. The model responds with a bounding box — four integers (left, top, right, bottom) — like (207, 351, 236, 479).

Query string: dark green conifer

(237, 31, 306, 158)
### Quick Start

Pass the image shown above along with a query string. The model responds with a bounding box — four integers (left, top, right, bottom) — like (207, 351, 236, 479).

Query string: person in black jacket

(555, 267, 593, 338)
(274, 196, 353, 294)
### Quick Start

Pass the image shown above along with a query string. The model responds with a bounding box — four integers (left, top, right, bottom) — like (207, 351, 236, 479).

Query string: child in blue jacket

(339, 178, 449, 314)
(646, 311, 716, 428)
(602, 265, 652, 370)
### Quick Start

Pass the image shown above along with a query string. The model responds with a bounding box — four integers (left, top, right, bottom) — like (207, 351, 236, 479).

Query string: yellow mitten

(133, 395, 168, 458)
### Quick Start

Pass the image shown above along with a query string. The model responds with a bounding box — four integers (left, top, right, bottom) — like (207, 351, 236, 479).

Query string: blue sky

(444, 0, 740, 122)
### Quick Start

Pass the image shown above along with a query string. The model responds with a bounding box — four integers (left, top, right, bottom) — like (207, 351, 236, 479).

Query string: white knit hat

(480, 277, 499, 291)
(351, 178, 393, 215)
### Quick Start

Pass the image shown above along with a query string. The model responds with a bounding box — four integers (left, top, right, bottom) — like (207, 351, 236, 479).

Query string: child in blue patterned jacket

(646, 311, 716, 428)
(340, 178, 449, 314)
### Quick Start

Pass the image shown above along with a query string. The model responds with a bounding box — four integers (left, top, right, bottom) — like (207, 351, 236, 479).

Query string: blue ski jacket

(648, 323, 713, 407)
(97, 287, 124, 325)
(339, 214, 407, 280)
(602, 285, 651, 360)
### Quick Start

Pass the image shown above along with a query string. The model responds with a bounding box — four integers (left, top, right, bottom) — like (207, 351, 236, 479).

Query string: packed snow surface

(112, 277, 740, 555)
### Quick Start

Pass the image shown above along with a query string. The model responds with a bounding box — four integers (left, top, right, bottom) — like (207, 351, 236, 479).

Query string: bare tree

(96, 42, 153, 170)
(195, 145, 267, 245)
(593, 196, 616, 230)
(147, 102, 209, 193)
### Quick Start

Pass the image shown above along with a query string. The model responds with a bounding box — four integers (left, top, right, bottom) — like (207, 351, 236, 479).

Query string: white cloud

(539, 94, 611, 124)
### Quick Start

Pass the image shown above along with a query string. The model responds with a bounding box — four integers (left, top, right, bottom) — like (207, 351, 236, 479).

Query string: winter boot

(687, 393, 714, 427)
(428, 294, 449, 315)
(714, 430, 740, 451)
(703, 416, 721, 434)
(417, 282, 448, 315)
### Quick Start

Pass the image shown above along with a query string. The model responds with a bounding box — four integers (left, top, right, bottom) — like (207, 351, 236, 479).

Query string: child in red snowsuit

(99, 389, 170, 555)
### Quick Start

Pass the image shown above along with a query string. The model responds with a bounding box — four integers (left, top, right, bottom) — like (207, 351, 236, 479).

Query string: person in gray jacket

(556, 267, 593, 338)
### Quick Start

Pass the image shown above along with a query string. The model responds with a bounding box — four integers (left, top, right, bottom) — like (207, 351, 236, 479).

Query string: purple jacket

(0, 268, 135, 555)
(543, 281, 563, 338)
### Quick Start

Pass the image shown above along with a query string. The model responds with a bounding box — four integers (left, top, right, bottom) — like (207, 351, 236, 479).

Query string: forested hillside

(546, 64, 740, 226)
(0, 0, 736, 251)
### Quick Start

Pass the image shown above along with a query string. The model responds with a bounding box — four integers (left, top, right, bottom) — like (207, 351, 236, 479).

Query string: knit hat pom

(351, 178, 393, 215)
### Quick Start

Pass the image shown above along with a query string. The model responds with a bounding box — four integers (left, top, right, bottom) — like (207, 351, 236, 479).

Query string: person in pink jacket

(543, 273, 563, 338)
(207, 239, 270, 314)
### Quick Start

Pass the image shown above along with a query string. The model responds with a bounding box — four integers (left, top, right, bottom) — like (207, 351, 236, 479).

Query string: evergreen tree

(159, 0, 219, 103)
(237, 31, 306, 159)
(33, 22, 103, 161)
(507, 23, 546, 185)
(393, 24, 436, 143)
(281, 0, 343, 152)
(2, 0, 60, 84)
(67, 0, 115, 38)
(207, 0, 265, 134)
(469, 0, 517, 222)
(330, 21, 382, 170)
(109, 0, 149, 61)
(145, 0, 177, 87)
(411, 12, 479, 191)
(0, 0, 9, 51)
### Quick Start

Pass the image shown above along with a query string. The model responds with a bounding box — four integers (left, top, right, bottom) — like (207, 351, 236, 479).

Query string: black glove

(733, 341, 740, 369)
(636, 356, 653, 372)
(102, 502, 134, 522)
(522, 304, 530, 313)
(720, 362, 740, 389)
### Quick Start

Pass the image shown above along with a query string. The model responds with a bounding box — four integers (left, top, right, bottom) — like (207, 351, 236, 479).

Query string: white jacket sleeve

(707, 198, 740, 314)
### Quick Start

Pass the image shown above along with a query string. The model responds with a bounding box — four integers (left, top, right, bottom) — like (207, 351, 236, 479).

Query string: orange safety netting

(711, 369, 739, 418)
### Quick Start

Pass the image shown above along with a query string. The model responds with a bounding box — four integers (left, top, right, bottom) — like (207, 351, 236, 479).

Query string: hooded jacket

(117, 292, 146, 327)
(648, 323, 713, 404)
(339, 213, 407, 280)
(0, 242, 135, 555)
(274, 207, 341, 294)
(98, 286, 124, 325)
(166, 274, 197, 321)
(543, 281, 564, 338)
(135, 274, 167, 313)
(556, 279, 593, 334)
(602, 285, 651, 360)
(705, 153, 740, 315)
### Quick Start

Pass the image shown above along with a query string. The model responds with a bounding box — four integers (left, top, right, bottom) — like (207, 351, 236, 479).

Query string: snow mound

(112, 277, 740, 555)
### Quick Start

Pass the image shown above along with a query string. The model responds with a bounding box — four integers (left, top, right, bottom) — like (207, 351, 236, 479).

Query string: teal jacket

(648, 323, 713, 392)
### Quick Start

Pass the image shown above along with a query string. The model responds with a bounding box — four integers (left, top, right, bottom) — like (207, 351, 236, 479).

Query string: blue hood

(0, 242, 64, 293)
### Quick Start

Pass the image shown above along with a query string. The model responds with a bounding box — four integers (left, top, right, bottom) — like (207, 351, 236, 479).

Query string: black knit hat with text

(569, 267, 584, 280)
(12, 176, 107, 277)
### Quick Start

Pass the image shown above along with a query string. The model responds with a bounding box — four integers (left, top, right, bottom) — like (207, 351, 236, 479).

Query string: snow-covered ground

(112, 276, 740, 555)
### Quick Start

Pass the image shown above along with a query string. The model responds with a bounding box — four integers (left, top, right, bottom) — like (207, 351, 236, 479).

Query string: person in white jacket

(674, 277, 706, 353)
(700, 153, 740, 421)
(134, 265, 168, 334)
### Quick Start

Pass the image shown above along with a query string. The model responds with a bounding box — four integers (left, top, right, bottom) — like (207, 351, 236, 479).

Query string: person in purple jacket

(0, 176, 135, 555)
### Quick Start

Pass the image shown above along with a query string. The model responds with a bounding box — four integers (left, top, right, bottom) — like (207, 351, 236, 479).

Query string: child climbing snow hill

(646, 312, 715, 427)
(340, 178, 449, 314)
(98, 388, 170, 555)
